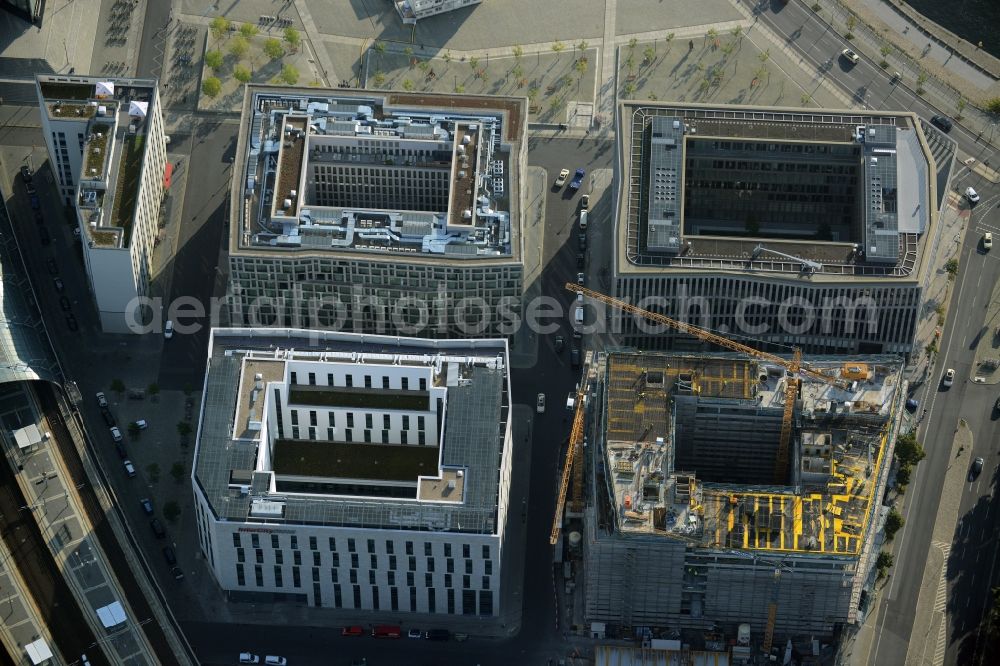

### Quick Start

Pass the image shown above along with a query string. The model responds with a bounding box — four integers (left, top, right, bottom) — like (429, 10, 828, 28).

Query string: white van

(574, 306, 584, 324)
(579, 210, 588, 230)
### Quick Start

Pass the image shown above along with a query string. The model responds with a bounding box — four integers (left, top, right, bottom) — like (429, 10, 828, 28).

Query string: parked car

(19, 166, 32, 183)
(536, 393, 546, 413)
(164, 320, 174, 339)
(341, 626, 365, 637)
(966, 187, 981, 204)
(986, 232, 993, 250)
(25, 182, 36, 196)
(554, 335, 565, 353)
(46, 258, 59, 275)
(59, 296, 71, 311)
(96, 392, 108, 408)
(264, 658, 287, 666)
(930, 115, 953, 132)
(577, 272, 585, 285)
(407, 629, 422, 639)
(123, 459, 136, 477)
(162, 546, 177, 566)
(114, 441, 127, 459)
(29, 195, 39, 210)
(140, 498, 153, 515)
(576, 253, 585, 269)
(134, 419, 148, 430)
(238, 655, 260, 665)
(110, 426, 123, 442)
(53, 277, 64, 292)
(578, 234, 587, 250)
(554, 168, 569, 187)
(570, 348, 581, 367)
(424, 629, 450, 641)
(66, 314, 78, 331)
(101, 408, 115, 427)
(569, 168, 586, 190)
(580, 194, 589, 210)
(170, 566, 184, 580)
(150, 518, 166, 539)
(579, 210, 588, 230)
(840, 48, 860, 64)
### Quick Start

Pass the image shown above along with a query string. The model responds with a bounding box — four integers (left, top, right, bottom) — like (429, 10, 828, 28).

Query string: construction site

(562, 347, 904, 657)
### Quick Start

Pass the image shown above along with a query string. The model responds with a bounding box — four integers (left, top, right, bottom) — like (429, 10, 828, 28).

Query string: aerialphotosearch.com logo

(124, 285, 881, 340)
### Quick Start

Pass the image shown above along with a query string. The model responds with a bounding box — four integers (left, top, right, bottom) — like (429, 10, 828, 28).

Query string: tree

(402, 79, 414, 91)
(552, 41, 565, 54)
(577, 40, 588, 53)
(885, 508, 904, 540)
(511, 63, 524, 80)
(706, 28, 718, 45)
(443, 50, 453, 64)
(895, 432, 926, 466)
(628, 37, 638, 50)
(374, 41, 386, 58)
(730, 26, 742, 39)
(513, 45, 523, 60)
(147, 463, 160, 484)
(625, 53, 636, 73)
(163, 501, 181, 524)
(721, 41, 735, 56)
(758, 49, 770, 63)
(202, 77, 222, 98)
(880, 44, 892, 58)
(643, 46, 655, 63)
(283, 27, 301, 51)
(404, 46, 414, 58)
(876, 551, 894, 579)
(204, 49, 223, 71)
(624, 81, 637, 96)
(177, 421, 193, 437)
(527, 86, 539, 103)
(228, 36, 249, 60)
(575, 58, 588, 75)
(239, 23, 258, 40)
(469, 56, 479, 71)
(234, 65, 252, 84)
(373, 71, 386, 86)
(916, 69, 928, 94)
(264, 38, 284, 60)
(846, 15, 857, 35)
(957, 96, 967, 119)
(170, 461, 185, 484)
(111, 378, 125, 398)
(209, 16, 230, 41)
(986, 97, 1000, 114)
(945, 257, 959, 278)
(454, 83, 465, 93)
(665, 33, 675, 52)
(128, 422, 141, 440)
(279, 64, 299, 85)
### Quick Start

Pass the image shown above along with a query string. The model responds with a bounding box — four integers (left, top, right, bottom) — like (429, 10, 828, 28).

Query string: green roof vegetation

(288, 387, 429, 411)
(84, 125, 111, 175)
(90, 230, 120, 247)
(50, 102, 96, 119)
(111, 134, 144, 246)
(273, 439, 440, 482)
(40, 81, 94, 100)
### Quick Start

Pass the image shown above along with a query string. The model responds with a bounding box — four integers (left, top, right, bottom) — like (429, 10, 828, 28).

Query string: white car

(841, 48, 860, 64)
(577, 272, 585, 285)
(985, 232, 993, 250)
(96, 391, 108, 408)
(164, 320, 174, 339)
(554, 169, 569, 187)
(134, 419, 148, 430)
(110, 426, 123, 442)
(123, 459, 136, 477)
(966, 187, 981, 204)
(536, 393, 546, 413)
(943, 368, 955, 387)
(239, 655, 260, 665)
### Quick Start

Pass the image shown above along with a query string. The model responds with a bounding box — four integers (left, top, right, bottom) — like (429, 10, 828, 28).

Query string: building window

(428, 588, 436, 613)
(445, 573, 452, 588)
(462, 544, 470, 558)
(275, 551, 284, 565)
(328, 537, 336, 551)
(291, 411, 299, 425)
(308, 372, 316, 385)
(389, 555, 397, 570)
(353, 585, 361, 608)
(448, 589, 456, 614)
(425, 573, 433, 588)
(482, 576, 489, 590)
(482, 545, 490, 559)
(294, 551, 302, 566)
(367, 539, 375, 553)
(464, 590, 477, 615)
(364, 375, 372, 388)
(347, 413, 355, 428)
(410, 586, 417, 612)
(292, 567, 301, 588)
(371, 586, 380, 610)
(463, 575, 470, 589)
(406, 541, 413, 555)
(369, 570, 376, 585)
(409, 556, 416, 571)
(479, 590, 493, 615)
(331, 568, 339, 583)
(407, 571, 414, 587)
(382, 376, 390, 389)
(402, 377, 409, 390)
(386, 541, 394, 555)
(346, 375, 353, 388)
(348, 538, 356, 552)
(274, 566, 283, 587)
(310, 536, 318, 551)
(251, 534, 260, 549)
(237, 548, 245, 563)
(332, 552, 340, 567)
(351, 553, 359, 569)
(334, 584, 342, 608)
(365, 414, 373, 429)
(403, 415, 410, 429)
(418, 416, 425, 430)
(364, 430, 371, 443)
(419, 378, 427, 391)
(310, 411, 317, 426)
(444, 543, 451, 557)
(236, 564, 246, 586)
(388, 571, 395, 586)
(446, 559, 454, 573)
(383, 414, 391, 429)
(328, 373, 334, 386)
(290, 371, 297, 384)
(255, 549, 263, 564)
(233, 533, 241, 548)
(418, 432, 426, 445)
(485, 560, 492, 575)
(370, 554, 377, 569)
(254, 565, 263, 586)
(349, 569, 357, 584)
(271, 534, 280, 549)
(465, 560, 473, 574)
(391, 586, 399, 611)
(313, 552, 321, 567)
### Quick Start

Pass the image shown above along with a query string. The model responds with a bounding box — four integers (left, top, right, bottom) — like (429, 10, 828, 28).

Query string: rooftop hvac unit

(290, 189, 297, 198)
(283, 198, 292, 209)
(447, 480, 456, 490)
(457, 145, 465, 155)
(462, 135, 471, 145)
(458, 170, 466, 178)
(462, 209, 472, 219)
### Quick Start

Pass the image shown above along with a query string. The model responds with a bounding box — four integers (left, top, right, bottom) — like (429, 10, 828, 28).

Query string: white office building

(193, 328, 514, 616)
(393, 0, 482, 24)
(36, 75, 168, 333)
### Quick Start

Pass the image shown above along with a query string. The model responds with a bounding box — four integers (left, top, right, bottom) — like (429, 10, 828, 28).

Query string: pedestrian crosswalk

(930, 539, 951, 666)
(920, 120, 957, 173)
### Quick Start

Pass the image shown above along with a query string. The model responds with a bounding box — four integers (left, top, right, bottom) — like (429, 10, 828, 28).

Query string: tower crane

(549, 381, 588, 545)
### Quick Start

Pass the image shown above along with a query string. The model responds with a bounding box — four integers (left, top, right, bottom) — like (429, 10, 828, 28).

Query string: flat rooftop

(196, 329, 510, 534)
(596, 351, 904, 557)
(231, 86, 524, 265)
(617, 102, 936, 282)
(37, 75, 158, 250)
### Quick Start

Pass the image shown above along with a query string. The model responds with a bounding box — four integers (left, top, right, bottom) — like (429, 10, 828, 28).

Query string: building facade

(612, 103, 937, 356)
(228, 87, 525, 338)
(392, 0, 482, 24)
(193, 329, 514, 616)
(36, 75, 167, 334)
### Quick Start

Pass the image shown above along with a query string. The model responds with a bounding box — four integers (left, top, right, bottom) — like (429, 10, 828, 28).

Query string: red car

(341, 625, 364, 637)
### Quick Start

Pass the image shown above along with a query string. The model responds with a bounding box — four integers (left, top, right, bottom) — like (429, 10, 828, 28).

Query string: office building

(229, 86, 525, 337)
(580, 350, 905, 640)
(36, 75, 168, 333)
(612, 102, 939, 356)
(192, 328, 514, 616)
(393, 0, 482, 24)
